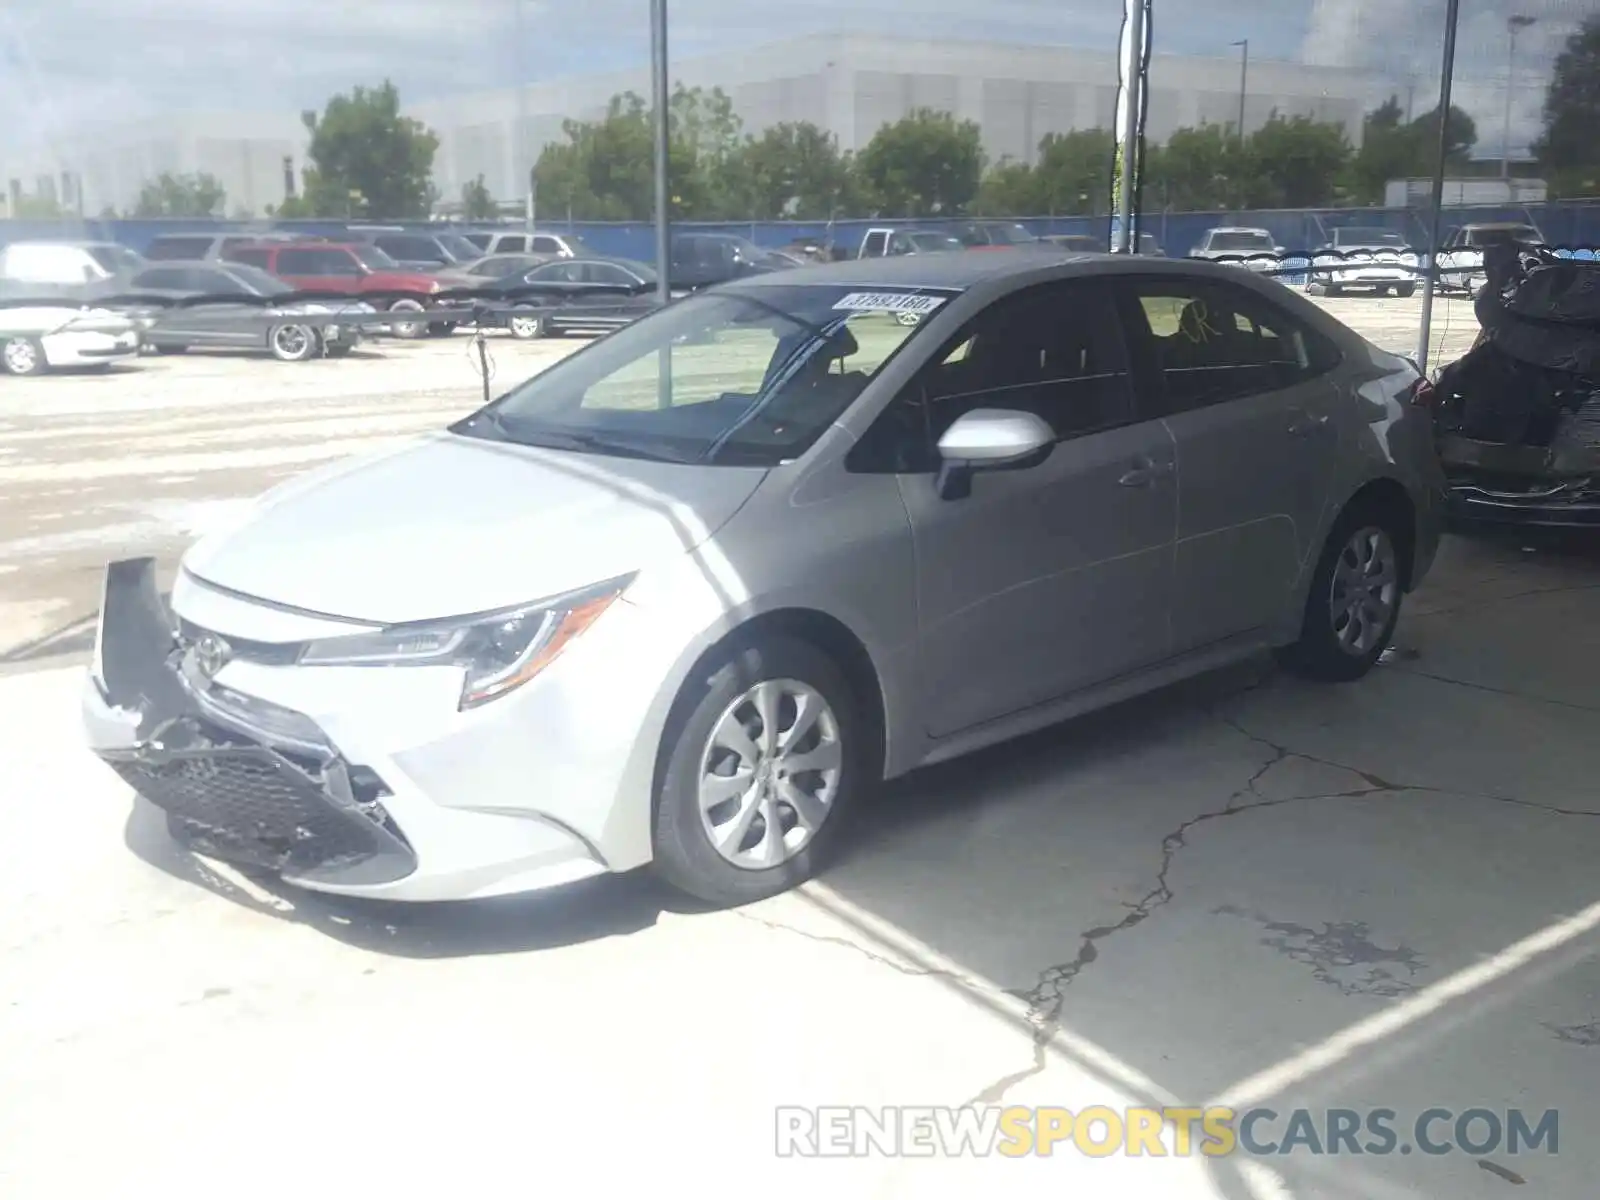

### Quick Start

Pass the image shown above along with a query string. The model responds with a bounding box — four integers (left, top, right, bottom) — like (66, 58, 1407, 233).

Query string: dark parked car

(431, 253, 553, 289)
(1431, 242, 1600, 527)
(949, 220, 1041, 248)
(126, 262, 369, 361)
(669, 233, 779, 289)
(344, 227, 483, 269)
(469, 256, 664, 339)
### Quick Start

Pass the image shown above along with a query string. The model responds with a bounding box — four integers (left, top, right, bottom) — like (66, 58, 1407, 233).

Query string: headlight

(298, 574, 633, 709)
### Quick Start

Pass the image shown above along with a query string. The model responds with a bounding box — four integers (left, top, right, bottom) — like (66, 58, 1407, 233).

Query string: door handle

(1288, 413, 1331, 437)
(1118, 457, 1175, 487)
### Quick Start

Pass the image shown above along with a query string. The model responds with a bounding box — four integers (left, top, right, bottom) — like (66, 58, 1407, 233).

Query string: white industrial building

(6, 32, 1382, 218)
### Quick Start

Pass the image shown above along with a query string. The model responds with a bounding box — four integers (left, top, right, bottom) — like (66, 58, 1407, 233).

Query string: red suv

(221, 241, 462, 338)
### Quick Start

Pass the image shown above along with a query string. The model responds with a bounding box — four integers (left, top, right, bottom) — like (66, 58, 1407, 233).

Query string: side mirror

(934, 408, 1055, 501)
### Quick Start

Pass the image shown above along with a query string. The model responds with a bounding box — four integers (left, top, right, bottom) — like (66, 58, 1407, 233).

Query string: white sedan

(0, 304, 142, 375)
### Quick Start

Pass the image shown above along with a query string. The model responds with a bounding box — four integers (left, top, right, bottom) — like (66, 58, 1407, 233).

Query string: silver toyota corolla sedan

(83, 253, 1448, 907)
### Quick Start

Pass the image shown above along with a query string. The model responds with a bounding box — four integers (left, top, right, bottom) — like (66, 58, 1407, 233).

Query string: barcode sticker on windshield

(832, 292, 947, 315)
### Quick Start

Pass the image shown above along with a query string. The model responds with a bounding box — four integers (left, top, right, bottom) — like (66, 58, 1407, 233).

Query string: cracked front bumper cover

(90, 557, 418, 887)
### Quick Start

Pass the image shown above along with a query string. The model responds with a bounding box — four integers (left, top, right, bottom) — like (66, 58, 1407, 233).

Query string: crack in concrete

(962, 710, 1600, 1108)
(1385, 663, 1600, 715)
(1544, 1020, 1600, 1048)
(732, 910, 971, 983)
(1409, 578, 1600, 622)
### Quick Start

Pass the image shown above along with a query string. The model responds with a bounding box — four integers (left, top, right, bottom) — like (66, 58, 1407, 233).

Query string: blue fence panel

(4, 202, 1597, 261)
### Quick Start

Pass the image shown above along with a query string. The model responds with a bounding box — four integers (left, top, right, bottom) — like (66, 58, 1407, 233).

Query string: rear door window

(145, 236, 214, 261)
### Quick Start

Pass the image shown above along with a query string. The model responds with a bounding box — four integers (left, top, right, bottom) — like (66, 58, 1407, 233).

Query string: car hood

(182, 432, 767, 624)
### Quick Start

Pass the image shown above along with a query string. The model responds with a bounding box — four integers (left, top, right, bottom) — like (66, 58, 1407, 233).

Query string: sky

(0, 0, 1590, 164)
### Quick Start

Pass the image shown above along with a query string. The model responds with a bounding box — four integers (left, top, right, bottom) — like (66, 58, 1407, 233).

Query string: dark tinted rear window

(145, 236, 214, 261)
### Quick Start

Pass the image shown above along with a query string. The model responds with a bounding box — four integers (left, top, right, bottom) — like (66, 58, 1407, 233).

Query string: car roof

(729, 249, 1249, 290)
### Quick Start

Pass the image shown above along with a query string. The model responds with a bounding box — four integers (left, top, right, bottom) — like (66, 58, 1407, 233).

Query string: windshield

(90, 245, 144, 274)
(438, 232, 481, 260)
(1209, 231, 1276, 252)
(225, 264, 293, 295)
(986, 223, 1037, 244)
(1335, 228, 1405, 247)
(350, 244, 397, 270)
(458, 283, 952, 466)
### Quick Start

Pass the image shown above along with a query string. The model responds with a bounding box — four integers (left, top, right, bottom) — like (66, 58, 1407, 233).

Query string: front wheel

(508, 307, 544, 339)
(269, 323, 318, 362)
(652, 637, 865, 907)
(1, 336, 47, 376)
(1277, 503, 1406, 682)
(1394, 282, 1416, 298)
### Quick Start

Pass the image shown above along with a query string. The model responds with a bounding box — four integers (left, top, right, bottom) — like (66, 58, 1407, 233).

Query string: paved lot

(3, 295, 1598, 1198)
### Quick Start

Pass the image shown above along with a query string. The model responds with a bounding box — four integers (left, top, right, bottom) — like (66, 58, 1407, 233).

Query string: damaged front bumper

(1437, 434, 1600, 527)
(85, 558, 419, 888)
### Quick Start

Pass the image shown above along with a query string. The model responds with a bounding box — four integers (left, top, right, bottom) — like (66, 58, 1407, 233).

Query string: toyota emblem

(193, 634, 231, 680)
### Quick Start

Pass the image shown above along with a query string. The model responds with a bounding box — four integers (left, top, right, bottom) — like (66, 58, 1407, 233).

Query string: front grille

(106, 719, 410, 878)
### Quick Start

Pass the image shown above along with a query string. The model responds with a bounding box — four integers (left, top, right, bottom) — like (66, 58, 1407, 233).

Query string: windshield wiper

(486, 422, 694, 463)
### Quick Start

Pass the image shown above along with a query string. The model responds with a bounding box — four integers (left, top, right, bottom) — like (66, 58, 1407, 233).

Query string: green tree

(1533, 14, 1600, 197)
(132, 171, 227, 217)
(461, 174, 498, 220)
(854, 108, 985, 216)
(296, 80, 440, 219)
(670, 84, 751, 217)
(973, 159, 1039, 216)
(1245, 114, 1350, 207)
(1034, 128, 1116, 214)
(735, 121, 857, 219)
(1346, 98, 1477, 204)
(533, 93, 657, 220)
(1145, 123, 1252, 211)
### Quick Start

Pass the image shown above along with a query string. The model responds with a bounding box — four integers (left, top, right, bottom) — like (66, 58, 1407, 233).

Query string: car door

(276, 248, 360, 295)
(861, 280, 1177, 738)
(1117, 276, 1344, 653)
(176, 267, 261, 347)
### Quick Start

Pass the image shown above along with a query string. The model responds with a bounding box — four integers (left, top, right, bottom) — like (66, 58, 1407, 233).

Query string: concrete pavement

(3, 296, 1596, 1198)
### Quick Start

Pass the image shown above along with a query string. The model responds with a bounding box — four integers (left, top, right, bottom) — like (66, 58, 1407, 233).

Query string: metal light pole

(1232, 39, 1249, 145)
(1415, 0, 1462, 375)
(1502, 15, 1536, 180)
(650, 0, 671, 304)
(512, 0, 532, 229)
(1113, 0, 1146, 253)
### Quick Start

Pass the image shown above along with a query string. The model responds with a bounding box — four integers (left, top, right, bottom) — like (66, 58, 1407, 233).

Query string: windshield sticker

(832, 292, 948, 315)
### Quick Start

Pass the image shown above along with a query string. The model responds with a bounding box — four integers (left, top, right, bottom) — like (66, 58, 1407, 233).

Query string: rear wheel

(1277, 500, 1407, 682)
(269, 323, 318, 362)
(386, 299, 428, 340)
(652, 637, 864, 907)
(1, 336, 47, 376)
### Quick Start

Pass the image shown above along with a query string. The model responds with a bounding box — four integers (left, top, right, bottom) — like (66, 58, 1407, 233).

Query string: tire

(268, 323, 318, 362)
(1395, 283, 1416, 298)
(153, 344, 188, 355)
(1, 336, 47, 376)
(1276, 498, 1408, 683)
(651, 636, 866, 907)
(386, 299, 428, 340)
(1306, 279, 1326, 296)
(324, 342, 354, 359)
(508, 308, 545, 339)
(426, 322, 457, 337)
